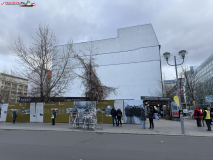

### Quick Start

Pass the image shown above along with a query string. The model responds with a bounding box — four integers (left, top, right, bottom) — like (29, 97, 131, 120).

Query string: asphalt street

(0, 130, 212, 160)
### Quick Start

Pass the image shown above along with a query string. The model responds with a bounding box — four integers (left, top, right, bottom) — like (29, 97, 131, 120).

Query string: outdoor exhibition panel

(69, 101, 97, 129)
(0, 103, 8, 121)
(124, 100, 143, 124)
(97, 100, 114, 123)
(6, 103, 30, 122)
(43, 102, 74, 123)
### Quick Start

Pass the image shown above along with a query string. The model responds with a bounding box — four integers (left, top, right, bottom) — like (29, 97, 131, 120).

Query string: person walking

(203, 106, 212, 131)
(13, 109, 17, 124)
(154, 106, 159, 120)
(210, 106, 213, 125)
(52, 109, 56, 125)
(193, 106, 203, 127)
(200, 108, 205, 127)
(141, 107, 146, 129)
(148, 107, 154, 129)
(116, 108, 122, 126)
(111, 107, 117, 126)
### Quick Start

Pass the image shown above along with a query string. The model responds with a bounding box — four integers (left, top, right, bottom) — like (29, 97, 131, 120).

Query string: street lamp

(163, 50, 188, 134)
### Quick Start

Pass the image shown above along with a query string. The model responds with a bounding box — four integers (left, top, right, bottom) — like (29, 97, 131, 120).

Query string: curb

(0, 128, 212, 137)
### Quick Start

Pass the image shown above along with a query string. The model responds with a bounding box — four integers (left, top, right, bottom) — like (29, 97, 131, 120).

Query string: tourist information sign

(205, 95, 213, 102)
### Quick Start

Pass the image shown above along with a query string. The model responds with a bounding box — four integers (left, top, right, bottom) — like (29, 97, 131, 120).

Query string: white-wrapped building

(55, 24, 163, 99)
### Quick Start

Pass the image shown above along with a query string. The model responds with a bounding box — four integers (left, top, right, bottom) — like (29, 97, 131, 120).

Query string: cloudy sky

(0, 0, 213, 80)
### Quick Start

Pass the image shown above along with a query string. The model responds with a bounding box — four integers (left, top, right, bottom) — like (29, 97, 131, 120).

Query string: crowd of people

(111, 105, 213, 132)
(110, 106, 160, 129)
(193, 106, 212, 131)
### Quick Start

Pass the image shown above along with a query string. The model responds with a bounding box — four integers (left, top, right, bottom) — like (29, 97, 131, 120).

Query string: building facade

(55, 24, 163, 99)
(0, 73, 28, 103)
(163, 80, 176, 97)
(189, 54, 213, 107)
(193, 54, 213, 82)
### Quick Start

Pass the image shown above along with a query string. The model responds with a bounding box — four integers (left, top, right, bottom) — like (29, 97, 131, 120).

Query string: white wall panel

(55, 24, 162, 99)
(0, 104, 8, 122)
(30, 103, 36, 122)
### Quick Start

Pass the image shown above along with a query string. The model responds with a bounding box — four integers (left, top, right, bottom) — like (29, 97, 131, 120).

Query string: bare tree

(10, 24, 76, 102)
(150, 73, 174, 98)
(178, 66, 198, 109)
(74, 41, 116, 101)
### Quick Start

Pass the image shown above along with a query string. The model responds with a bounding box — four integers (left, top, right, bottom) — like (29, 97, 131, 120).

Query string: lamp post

(163, 50, 188, 134)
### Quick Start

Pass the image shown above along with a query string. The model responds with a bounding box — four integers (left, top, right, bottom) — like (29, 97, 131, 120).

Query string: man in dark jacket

(52, 109, 56, 125)
(210, 106, 213, 124)
(13, 110, 17, 124)
(193, 106, 203, 127)
(111, 107, 117, 126)
(116, 108, 122, 126)
(141, 107, 146, 129)
(148, 107, 154, 129)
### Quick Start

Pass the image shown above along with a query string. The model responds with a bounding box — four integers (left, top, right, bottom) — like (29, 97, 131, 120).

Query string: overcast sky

(1, 0, 213, 80)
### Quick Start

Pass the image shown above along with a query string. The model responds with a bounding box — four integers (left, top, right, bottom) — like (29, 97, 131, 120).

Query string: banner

(171, 101, 180, 118)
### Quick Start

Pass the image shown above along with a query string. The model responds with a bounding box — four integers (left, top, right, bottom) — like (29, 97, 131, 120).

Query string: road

(0, 130, 212, 160)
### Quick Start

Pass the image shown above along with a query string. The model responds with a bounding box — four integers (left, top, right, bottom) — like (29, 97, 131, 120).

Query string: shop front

(141, 96, 172, 119)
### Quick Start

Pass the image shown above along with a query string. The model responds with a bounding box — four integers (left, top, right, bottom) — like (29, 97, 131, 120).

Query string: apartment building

(0, 73, 28, 103)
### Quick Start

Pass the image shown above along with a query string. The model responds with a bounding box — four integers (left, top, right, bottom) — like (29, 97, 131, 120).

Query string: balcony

(12, 88, 17, 91)
(18, 89, 23, 92)
(5, 85, 11, 89)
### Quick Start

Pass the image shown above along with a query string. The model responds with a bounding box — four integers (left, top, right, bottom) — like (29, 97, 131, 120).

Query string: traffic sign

(177, 89, 182, 95)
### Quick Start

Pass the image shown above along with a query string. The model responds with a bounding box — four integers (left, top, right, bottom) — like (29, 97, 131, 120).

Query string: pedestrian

(193, 106, 203, 127)
(13, 109, 17, 124)
(141, 107, 146, 129)
(210, 106, 213, 125)
(203, 106, 212, 131)
(200, 108, 205, 127)
(111, 106, 117, 126)
(148, 107, 154, 129)
(116, 108, 122, 126)
(52, 109, 56, 125)
(154, 106, 159, 120)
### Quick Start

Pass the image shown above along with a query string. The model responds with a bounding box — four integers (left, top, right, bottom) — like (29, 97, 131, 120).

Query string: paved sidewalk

(0, 119, 212, 137)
